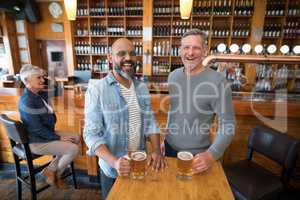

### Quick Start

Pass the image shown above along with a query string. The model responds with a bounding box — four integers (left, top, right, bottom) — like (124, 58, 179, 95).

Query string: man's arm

(83, 81, 130, 176)
(207, 78, 235, 160)
(193, 78, 235, 174)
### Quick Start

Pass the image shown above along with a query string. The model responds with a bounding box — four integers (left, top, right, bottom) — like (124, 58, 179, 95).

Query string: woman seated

(18, 64, 79, 188)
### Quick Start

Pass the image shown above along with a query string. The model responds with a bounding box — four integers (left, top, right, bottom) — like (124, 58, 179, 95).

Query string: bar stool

(0, 114, 77, 200)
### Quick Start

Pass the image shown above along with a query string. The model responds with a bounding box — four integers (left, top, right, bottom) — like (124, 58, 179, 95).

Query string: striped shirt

(119, 83, 141, 151)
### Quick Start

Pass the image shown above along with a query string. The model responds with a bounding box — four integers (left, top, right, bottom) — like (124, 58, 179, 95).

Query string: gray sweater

(166, 67, 236, 160)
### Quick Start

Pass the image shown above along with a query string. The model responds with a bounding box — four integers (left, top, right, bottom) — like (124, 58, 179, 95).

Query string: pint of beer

(177, 151, 193, 180)
(130, 151, 147, 179)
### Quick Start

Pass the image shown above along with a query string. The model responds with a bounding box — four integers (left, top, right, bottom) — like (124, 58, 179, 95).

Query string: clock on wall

(48, 2, 63, 19)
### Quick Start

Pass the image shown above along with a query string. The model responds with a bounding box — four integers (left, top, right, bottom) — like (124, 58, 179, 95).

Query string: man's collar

(106, 72, 118, 85)
(107, 71, 139, 86)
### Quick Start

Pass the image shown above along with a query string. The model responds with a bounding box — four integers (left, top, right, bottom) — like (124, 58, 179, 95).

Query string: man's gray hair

(20, 64, 44, 84)
(182, 29, 208, 46)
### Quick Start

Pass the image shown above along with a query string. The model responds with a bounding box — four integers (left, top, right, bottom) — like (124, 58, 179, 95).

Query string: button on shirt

(83, 72, 159, 178)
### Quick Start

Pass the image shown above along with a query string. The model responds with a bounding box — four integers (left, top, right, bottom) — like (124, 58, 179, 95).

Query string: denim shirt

(18, 88, 60, 143)
(83, 72, 160, 178)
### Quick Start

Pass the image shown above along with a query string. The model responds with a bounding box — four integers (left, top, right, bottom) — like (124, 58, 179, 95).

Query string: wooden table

(107, 157, 234, 200)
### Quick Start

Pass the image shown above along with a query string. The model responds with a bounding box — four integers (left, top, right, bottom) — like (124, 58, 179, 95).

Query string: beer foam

(178, 151, 193, 160)
(131, 152, 147, 161)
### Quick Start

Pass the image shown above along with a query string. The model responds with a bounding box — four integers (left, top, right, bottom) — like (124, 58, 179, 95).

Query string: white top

(119, 83, 141, 151)
(41, 98, 54, 113)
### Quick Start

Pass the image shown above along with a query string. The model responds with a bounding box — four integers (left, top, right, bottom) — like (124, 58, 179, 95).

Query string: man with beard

(83, 38, 166, 199)
(165, 29, 235, 174)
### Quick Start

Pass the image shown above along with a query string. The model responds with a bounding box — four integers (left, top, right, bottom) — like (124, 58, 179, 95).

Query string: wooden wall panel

(34, 2, 66, 40)
(32, 2, 74, 76)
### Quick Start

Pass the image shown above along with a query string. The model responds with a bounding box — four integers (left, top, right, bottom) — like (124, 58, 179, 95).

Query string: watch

(48, 2, 63, 19)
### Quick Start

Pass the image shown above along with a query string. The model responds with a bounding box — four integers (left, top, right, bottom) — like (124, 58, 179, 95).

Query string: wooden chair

(0, 114, 77, 200)
(224, 126, 299, 200)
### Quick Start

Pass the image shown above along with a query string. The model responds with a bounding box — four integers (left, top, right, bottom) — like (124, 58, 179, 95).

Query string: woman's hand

(61, 135, 77, 143)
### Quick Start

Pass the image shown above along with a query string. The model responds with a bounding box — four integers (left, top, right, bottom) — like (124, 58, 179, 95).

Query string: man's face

(111, 39, 137, 79)
(180, 35, 207, 70)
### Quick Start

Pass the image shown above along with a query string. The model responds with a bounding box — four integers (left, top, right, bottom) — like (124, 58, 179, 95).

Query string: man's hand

(192, 151, 215, 174)
(148, 151, 167, 171)
(113, 156, 131, 177)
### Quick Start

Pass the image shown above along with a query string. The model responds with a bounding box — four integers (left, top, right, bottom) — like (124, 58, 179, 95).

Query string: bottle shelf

(72, 0, 300, 94)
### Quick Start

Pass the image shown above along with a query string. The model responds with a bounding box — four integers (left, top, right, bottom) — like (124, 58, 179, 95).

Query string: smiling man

(165, 29, 236, 174)
(83, 38, 166, 199)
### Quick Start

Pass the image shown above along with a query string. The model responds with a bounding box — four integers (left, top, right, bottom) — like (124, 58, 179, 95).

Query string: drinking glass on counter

(130, 151, 147, 180)
(177, 151, 193, 180)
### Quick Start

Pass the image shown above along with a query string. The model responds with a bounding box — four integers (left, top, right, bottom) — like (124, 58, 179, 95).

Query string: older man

(83, 38, 166, 199)
(165, 29, 236, 174)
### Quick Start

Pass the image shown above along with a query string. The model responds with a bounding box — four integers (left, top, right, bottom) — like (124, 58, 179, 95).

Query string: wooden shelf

(153, 36, 172, 38)
(233, 15, 253, 18)
(212, 15, 232, 18)
(74, 35, 90, 38)
(90, 35, 107, 38)
(125, 15, 143, 18)
(89, 16, 106, 18)
(265, 15, 285, 18)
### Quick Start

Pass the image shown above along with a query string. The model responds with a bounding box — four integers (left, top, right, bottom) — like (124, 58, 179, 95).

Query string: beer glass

(130, 151, 147, 179)
(177, 151, 193, 180)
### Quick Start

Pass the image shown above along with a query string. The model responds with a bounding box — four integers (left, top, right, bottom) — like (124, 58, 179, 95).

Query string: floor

(0, 163, 100, 200)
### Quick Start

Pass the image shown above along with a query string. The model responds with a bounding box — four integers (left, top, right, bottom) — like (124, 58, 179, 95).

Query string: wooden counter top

(107, 157, 234, 200)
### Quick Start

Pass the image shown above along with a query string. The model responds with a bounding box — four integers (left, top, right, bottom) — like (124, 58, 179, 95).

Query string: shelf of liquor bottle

(153, 36, 172, 38)
(125, 15, 143, 18)
(74, 35, 90, 38)
(90, 54, 108, 57)
(231, 36, 249, 39)
(211, 36, 230, 39)
(192, 15, 211, 18)
(171, 36, 184, 38)
(172, 15, 182, 18)
(286, 15, 300, 18)
(262, 36, 282, 39)
(153, 15, 173, 18)
(282, 37, 299, 40)
(212, 15, 232, 18)
(89, 35, 107, 38)
(89, 16, 107, 19)
(107, 15, 126, 18)
(153, 55, 171, 58)
(265, 15, 285, 18)
(233, 15, 252, 18)
(125, 35, 142, 38)
(76, 16, 89, 19)
(75, 54, 90, 56)
(106, 35, 126, 37)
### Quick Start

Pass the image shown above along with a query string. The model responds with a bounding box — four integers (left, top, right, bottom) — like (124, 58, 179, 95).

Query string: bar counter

(0, 87, 299, 184)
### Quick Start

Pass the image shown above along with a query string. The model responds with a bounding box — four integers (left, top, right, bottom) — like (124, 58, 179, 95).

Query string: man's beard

(114, 61, 136, 80)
